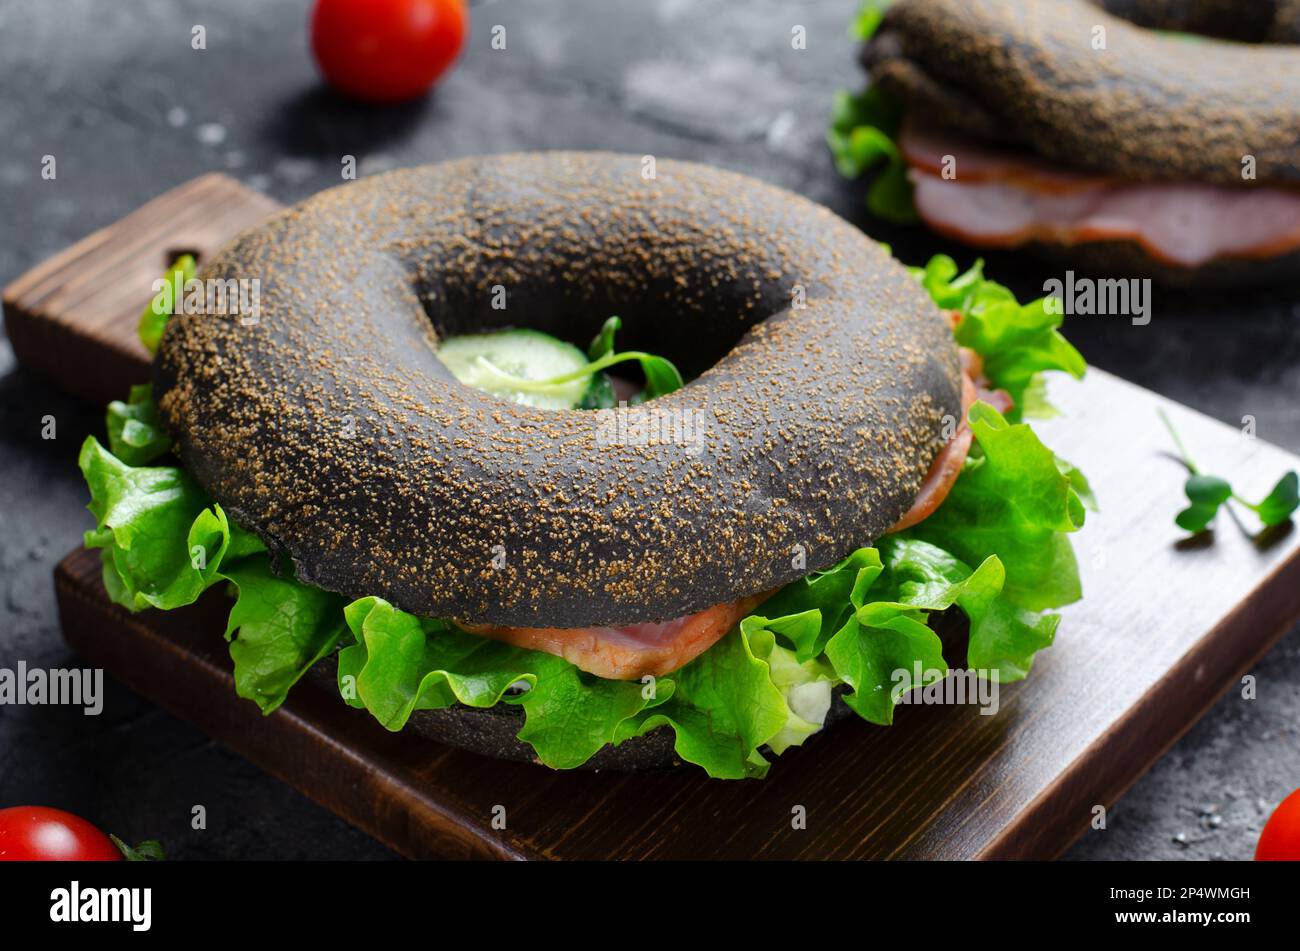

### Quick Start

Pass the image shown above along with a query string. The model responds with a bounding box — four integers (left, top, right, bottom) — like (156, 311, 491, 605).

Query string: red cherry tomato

(0, 806, 122, 861)
(1256, 787, 1300, 860)
(311, 0, 468, 103)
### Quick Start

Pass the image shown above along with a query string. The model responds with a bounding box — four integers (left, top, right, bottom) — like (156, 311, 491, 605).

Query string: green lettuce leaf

(754, 548, 883, 661)
(1057, 454, 1099, 513)
(622, 625, 794, 778)
(826, 86, 915, 222)
(850, 0, 895, 41)
(904, 402, 1086, 612)
(80, 436, 233, 610)
(826, 2, 912, 221)
(81, 435, 342, 715)
(743, 616, 838, 754)
(337, 596, 673, 771)
(223, 556, 348, 713)
(872, 537, 1059, 682)
(909, 255, 1086, 416)
(138, 254, 196, 355)
(825, 609, 946, 725)
(736, 536, 1067, 725)
(337, 596, 799, 778)
(763, 541, 1064, 725)
(106, 383, 172, 466)
(337, 597, 549, 727)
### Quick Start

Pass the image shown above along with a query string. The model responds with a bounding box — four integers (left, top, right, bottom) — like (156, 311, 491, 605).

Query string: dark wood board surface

(15, 176, 1300, 859)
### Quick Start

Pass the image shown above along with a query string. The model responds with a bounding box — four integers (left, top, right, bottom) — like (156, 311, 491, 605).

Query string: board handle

(2, 173, 282, 405)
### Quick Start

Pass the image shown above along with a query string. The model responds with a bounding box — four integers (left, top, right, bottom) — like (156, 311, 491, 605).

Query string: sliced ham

(900, 123, 1300, 268)
(901, 122, 1116, 195)
(463, 591, 769, 681)
(887, 375, 975, 534)
(887, 347, 1010, 533)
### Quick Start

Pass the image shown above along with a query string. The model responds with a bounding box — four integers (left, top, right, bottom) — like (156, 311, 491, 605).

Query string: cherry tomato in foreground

(1256, 787, 1300, 860)
(311, 0, 468, 103)
(0, 806, 122, 861)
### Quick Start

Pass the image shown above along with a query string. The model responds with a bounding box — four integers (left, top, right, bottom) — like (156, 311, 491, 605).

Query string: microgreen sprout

(1158, 408, 1299, 534)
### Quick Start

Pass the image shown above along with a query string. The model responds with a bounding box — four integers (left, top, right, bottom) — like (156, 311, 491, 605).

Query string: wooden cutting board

(8, 174, 1300, 860)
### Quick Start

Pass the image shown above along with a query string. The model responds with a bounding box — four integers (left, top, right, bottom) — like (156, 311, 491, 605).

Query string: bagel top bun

(155, 152, 961, 628)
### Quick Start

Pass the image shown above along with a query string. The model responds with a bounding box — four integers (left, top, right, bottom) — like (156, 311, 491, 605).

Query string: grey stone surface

(0, 0, 1297, 860)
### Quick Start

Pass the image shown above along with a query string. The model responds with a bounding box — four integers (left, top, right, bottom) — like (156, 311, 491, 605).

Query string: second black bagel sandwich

(832, 0, 1300, 286)
(79, 152, 1090, 778)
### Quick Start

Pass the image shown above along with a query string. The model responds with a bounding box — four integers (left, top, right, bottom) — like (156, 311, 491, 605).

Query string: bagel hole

(164, 246, 203, 266)
(418, 281, 785, 386)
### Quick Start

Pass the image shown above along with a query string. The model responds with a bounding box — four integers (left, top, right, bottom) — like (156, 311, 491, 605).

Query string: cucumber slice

(436, 329, 595, 410)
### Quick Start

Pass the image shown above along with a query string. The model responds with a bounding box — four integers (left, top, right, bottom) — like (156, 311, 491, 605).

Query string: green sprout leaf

(1185, 474, 1232, 508)
(476, 316, 684, 403)
(1249, 472, 1300, 527)
(1159, 409, 1298, 534)
(1175, 502, 1218, 534)
(632, 353, 685, 402)
(588, 316, 621, 360)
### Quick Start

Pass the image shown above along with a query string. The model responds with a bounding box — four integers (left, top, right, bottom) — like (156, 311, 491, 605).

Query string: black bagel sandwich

(79, 152, 1090, 778)
(831, 0, 1300, 286)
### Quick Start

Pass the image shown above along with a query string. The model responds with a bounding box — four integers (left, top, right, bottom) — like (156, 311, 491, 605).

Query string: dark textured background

(1, 0, 1297, 860)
